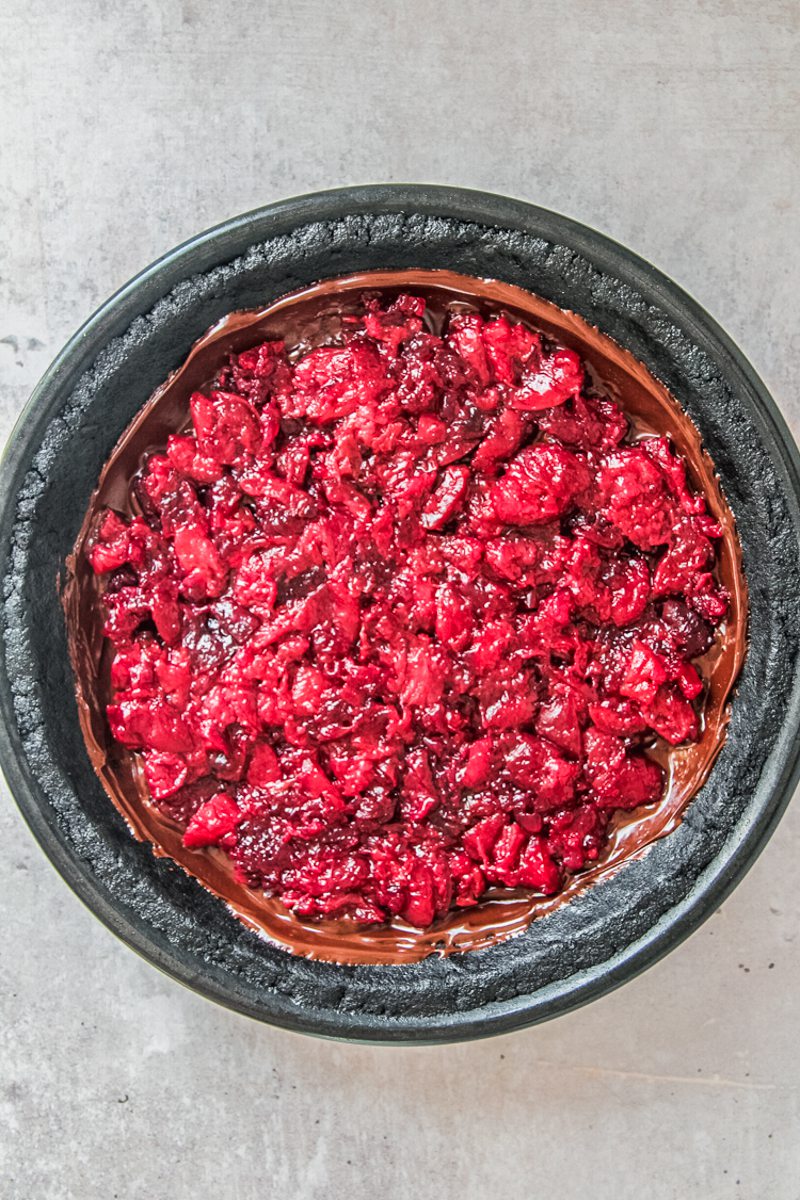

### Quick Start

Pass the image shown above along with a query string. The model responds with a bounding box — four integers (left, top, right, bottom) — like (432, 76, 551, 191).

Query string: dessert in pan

(63, 269, 746, 964)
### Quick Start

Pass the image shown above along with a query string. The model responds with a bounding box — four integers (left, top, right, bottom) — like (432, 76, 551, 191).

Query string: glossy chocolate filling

(63, 270, 747, 964)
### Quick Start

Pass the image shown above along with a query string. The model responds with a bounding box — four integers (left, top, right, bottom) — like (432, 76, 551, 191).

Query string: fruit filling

(87, 292, 729, 929)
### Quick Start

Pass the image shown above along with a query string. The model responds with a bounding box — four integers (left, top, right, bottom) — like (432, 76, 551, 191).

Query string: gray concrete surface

(1, 2, 799, 1197)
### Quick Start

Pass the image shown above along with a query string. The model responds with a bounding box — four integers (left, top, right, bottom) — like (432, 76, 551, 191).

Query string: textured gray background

(1, 2, 799, 1197)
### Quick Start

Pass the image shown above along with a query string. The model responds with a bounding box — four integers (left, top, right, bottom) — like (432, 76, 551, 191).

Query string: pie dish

(1, 186, 799, 1040)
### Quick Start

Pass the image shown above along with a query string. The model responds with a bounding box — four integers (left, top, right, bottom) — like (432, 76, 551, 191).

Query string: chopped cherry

(87, 291, 728, 929)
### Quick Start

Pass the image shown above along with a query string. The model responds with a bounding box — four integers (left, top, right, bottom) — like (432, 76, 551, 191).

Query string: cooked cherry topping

(88, 293, 728, 928)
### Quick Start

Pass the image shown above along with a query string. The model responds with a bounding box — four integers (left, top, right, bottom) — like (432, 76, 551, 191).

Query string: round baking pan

(1, 185, 799, 1042)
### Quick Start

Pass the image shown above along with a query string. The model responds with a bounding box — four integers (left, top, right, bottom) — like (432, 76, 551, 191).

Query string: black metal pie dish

(1, 185, 799, 1043)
